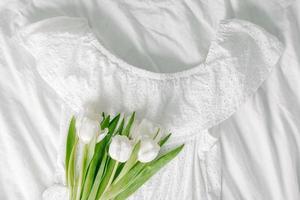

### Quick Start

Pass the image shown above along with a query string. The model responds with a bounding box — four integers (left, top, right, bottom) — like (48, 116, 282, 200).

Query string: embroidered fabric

(42, 184, 69, 200)
(15, 16, 283, 200)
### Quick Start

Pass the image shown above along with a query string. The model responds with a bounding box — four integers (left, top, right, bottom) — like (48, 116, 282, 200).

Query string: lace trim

(15, 17, 284, 136)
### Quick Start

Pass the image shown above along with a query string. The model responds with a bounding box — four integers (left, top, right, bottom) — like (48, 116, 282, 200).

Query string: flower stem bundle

(65, 111, 184, 200)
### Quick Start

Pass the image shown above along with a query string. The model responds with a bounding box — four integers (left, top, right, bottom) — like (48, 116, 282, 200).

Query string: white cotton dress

(16, 16, 283, 200)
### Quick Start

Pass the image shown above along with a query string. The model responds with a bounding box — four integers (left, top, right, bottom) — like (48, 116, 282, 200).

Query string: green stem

(87, 152, 108, 200)
(68, 139, 79, 190)
(113, 158, 137, 184)
(83, 138, 109, 200)
(69, 173, 79, 200)
(100, 163, 145, 200)
(100, 161, 119, 199)
(75, 144, 89, 200)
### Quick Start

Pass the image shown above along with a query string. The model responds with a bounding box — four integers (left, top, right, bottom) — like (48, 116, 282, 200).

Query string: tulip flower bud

(138, 138, 160, 163)
(131, 119, 158, 140)
(109, 135, 134, 162)
(76, 115, 100, 144)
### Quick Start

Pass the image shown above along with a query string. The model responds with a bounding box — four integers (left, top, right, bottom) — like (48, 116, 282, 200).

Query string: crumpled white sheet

(0, 0, 299, 200)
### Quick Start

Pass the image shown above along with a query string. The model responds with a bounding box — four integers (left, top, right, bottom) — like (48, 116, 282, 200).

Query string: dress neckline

(84, 18, 228, 80)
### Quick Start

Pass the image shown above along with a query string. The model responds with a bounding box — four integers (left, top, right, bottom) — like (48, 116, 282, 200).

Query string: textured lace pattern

(42, 184, 69, 200)
(16, 17, 283, 200)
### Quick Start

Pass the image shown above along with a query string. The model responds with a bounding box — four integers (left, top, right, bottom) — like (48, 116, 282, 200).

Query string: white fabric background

(0, 0, 299, 200)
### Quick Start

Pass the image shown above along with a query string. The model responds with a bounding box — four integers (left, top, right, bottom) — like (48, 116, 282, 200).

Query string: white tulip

(76, 115, 100, 144)
(109, 135, 134, 162)
(138, 138, 160, 163)
(131, 119, 158, 140)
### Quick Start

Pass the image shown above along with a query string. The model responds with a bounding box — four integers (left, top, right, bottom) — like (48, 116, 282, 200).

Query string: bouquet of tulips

(65, 111, 184, 200)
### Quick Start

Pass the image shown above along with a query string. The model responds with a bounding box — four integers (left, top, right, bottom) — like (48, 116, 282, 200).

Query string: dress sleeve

(16, 16, 97, 112)
(202, 19, 284, 130)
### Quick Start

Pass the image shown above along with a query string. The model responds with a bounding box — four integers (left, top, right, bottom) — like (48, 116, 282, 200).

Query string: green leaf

(158, 133, 172, 147)
(113, 141, 141, 183)
(101, 160, 120, 198)
(122, 112, 135, 136)
(96, 159, 118, 199)
(101, 114, 122, 148)
(65, 116, 76, 185)
(87, 151, 108, 200)
(101, 162, 145, 200)
(114, 163, 125, 180)
(101, 115, 110, 130)
(115, 118, 125, 135)
(81, 137, 108, 200)
(114, 145, 184, 200)
(68, 137, 79, 189)
(108, 114, 120, 133)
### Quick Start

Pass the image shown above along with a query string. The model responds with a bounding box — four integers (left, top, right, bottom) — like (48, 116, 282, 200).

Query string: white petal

(138, 138, 160, 163)
(77, 117, 100, 144)
(109, 135, 134, 162)
(132, 119, 158, 140)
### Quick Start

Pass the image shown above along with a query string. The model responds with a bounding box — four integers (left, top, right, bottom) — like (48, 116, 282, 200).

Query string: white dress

(16, 16, 283, 200)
